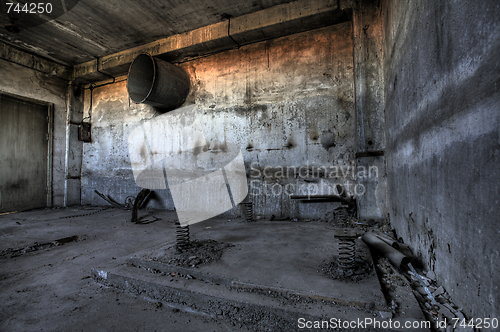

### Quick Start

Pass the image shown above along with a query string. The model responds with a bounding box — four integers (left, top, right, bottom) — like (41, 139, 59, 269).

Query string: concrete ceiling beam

(0, 42, 71, 81)
(72, 0, 348, 83)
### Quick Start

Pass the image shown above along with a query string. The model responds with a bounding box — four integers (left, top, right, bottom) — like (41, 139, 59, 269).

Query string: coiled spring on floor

(334, 228, 357, 271)
(240, 202, 254, 222)
(338, 238, 356, 270)
(175, 221, 191, 252)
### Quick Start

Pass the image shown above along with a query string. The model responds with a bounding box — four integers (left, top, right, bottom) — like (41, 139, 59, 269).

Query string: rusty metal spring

(338, 237, 356, 270)
(240, 202, 254, 222)
(175, 221, 190, 252)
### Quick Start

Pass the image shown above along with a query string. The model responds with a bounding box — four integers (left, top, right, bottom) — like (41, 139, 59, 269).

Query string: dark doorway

(0, 93, 50, 212)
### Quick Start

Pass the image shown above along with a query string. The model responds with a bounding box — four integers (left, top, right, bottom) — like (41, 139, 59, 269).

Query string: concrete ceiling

(0, 0, 295, 66)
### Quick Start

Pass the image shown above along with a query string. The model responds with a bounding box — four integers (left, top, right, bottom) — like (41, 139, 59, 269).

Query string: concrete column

(351, 0, 388, 221)
(64, 83, 84, 206)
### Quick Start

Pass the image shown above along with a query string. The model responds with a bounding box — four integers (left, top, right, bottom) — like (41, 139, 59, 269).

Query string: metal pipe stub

(362, 232, 411, 271)
(127, 54, 190, 110)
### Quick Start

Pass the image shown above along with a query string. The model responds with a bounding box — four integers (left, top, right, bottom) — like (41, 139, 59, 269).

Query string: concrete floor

(1, 207, 251, 332)
(134, 220, 385, 308)
(0, 207, 425, 331)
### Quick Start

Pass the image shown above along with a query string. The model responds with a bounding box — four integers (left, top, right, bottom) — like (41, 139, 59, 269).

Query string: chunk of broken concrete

(415, 286, 427, 296)
(436, 303, 454, 320)
(436, 295, 447, 304)
(433, 286, 445, 297)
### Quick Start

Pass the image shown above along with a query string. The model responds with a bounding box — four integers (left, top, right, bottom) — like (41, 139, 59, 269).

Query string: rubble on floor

(407, 268, 475, 332)
(320, 257, 372, 282)
(0, 235, 82, 258)
(148, 239, 234, 268)
(370, 231, 477, 332)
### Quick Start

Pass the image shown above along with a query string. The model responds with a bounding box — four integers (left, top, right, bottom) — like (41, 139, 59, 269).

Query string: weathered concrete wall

(81, 23, 367, 219)
(383, 0, 500, 319)
(0, 58, 81, 207)
(81, 81, 159, 207)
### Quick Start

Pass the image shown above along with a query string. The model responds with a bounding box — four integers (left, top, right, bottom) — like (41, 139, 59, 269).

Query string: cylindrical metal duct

(127, 53, 190, 110)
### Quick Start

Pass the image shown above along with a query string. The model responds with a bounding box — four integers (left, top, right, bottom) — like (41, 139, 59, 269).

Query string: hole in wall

(285, 139, 296, 149)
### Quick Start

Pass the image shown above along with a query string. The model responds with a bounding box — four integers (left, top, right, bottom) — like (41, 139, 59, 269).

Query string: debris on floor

(368, 229, 477, 332)
(148, 239, 234, 268)
(320, 257, 372, 282)
(406, 266, 475, 332)
(59, 207, 113, 219)
(0, 235, 82, 258)
(94, 189, 155, 224)
(130, 189, 153, 223)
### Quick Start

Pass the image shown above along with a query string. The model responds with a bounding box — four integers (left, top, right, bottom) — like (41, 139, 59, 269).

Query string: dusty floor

(0, 206, 424, 331)
(0, 207, 254, 332)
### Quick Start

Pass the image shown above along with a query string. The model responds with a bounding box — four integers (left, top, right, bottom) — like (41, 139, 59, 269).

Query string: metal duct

(127, 53, 190, 110)
(362, 232, 411, 270)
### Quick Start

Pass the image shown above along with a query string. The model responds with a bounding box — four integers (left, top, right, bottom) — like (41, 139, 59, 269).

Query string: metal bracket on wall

(78, 122, 91, 142)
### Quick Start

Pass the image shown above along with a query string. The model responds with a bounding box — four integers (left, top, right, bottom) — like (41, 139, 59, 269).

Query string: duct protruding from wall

(127, 54, 190, 110)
